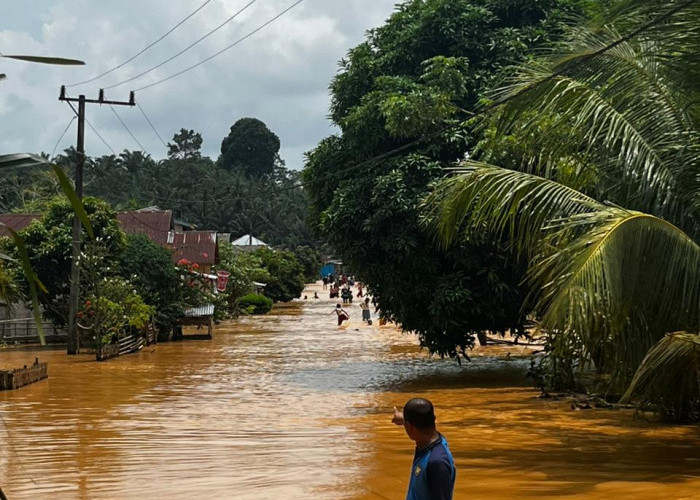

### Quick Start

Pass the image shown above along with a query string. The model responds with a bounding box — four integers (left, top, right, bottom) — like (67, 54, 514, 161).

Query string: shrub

(237, 293, 273, 315)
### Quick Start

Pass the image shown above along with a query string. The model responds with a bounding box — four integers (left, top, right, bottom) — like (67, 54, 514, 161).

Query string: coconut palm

(424, 0, 699, 417)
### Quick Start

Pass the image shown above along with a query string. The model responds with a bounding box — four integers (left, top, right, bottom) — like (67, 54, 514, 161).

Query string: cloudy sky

(1, 0, 399, 170)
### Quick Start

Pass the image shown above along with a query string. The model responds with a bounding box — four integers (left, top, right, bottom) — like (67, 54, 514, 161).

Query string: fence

(0, 358, 48, 391)
(0, 318, 66, 344)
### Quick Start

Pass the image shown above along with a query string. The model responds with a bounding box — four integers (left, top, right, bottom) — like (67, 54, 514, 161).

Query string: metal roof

(170, 231, 218, 265)
(117, 210, 173, 245)
(0, 213, 41, 237)
(183, 304, 215, 317)
(231, 234, 268, 247)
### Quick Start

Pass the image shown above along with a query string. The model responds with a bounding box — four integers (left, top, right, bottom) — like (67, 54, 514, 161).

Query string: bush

(237, 293, 273, 315)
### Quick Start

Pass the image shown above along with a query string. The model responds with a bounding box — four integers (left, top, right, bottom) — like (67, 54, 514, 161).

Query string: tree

(425, 0, 699, 419)
(220, 118, 281, 177)
(8, 196, 127, 328)
(255, 247, 305, 303)
(117, 234, 184, 333)
(293, 245, 323, 282)
(303, 0, 589, 357)
(167, 128, 203, 160)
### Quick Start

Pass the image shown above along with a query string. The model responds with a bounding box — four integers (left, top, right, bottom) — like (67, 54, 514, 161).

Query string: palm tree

(424, 0, 699, 420)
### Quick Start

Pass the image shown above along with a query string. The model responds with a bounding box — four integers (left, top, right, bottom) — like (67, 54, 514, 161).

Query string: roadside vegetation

(304, 0, 699, 421)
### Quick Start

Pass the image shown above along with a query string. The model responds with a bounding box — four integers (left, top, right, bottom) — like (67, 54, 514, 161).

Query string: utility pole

(58, 86, 135, 355)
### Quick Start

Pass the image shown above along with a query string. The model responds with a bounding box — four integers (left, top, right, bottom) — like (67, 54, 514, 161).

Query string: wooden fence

(0, 358, 48, 391)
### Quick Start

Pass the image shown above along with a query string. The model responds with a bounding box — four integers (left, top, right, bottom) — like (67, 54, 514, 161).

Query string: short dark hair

(403, 398, 436, 430)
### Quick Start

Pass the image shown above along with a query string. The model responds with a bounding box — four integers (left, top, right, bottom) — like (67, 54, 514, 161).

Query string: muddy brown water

(1, 283, 699, 499)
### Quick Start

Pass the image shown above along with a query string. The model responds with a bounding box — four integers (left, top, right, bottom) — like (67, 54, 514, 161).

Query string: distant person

(303, 295, 308, 300)
(392, 398, 456, 500)
(313, 292, 319, 299)
(322, 276, 328, 289)
(359, 297, 371, 323)
(330, 303, 350, 326)
(356, 284, 364, 298)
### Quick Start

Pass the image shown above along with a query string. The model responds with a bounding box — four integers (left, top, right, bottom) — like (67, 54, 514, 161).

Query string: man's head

(402, 398, 436, 440)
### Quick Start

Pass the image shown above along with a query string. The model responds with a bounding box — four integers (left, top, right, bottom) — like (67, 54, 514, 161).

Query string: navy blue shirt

(406, 434, 456, 500)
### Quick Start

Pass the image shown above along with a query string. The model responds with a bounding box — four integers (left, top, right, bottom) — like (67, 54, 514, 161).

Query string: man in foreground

(392, 398, 456, 500)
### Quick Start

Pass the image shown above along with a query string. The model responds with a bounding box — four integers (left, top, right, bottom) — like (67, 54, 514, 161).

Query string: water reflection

(1, 283, 698, 499)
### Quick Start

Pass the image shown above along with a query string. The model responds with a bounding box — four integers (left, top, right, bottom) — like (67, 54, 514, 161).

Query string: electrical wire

(109, 105, 147, 152)
(136, 101, 168, 149)
(104, 0, 260, 90)
(65, 101, 117, 155)
(51, 116, 76, 158)
(72, 1, 691, 204)
(67, 0, 215, 87)
(134, 0, 304, 92)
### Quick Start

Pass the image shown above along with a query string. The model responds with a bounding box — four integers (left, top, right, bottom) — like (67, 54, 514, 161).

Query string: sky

(0, 0, 400, 170)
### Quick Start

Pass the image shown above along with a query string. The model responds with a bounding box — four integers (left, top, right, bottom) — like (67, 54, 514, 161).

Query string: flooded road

(1, 283, 699, 499)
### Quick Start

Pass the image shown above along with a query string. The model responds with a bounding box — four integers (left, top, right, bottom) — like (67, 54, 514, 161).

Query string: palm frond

(1, 54, 84, 65)
(620, 332, 700, 422)
(536, 209, 700, 383)
(422, 163, 600, 254)
(487, 22, 699, 236)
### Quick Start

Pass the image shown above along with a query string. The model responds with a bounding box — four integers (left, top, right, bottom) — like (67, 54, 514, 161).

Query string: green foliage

(214, 243, 270, 317)
(167, 128, 203, 160)
(237, 293, 273, 315)
(220, 117, 281, 177)
(5, 196, 126, 328)
(0, 260, 21, 307)
(304, 0, 586, 355)
(426, 0, 700, 415)
(117, 234, 183, 332)
(254, 247, 305, 303)
(79, 277, 155, 347)
(621, 332, 700, 423)
(293, 245, 323, 282)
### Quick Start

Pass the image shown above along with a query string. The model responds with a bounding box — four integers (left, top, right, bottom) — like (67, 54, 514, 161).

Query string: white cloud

(0, 0, 398, 169)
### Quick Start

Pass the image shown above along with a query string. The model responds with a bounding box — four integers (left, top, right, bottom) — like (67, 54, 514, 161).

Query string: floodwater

(1, 283, 698, 500)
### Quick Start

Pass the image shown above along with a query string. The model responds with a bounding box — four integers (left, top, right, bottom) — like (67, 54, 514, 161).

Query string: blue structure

(319, 260, 344, 278)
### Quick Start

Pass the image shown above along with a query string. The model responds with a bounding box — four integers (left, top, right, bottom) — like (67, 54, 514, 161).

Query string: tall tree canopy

(220, 117, 281, 177)
(425, 0, 699, 419)
(303, 0, 590, 357)
(167, 128, 203, 160)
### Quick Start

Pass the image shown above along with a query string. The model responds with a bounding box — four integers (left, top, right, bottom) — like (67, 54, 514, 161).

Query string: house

(0, 213, 41, 237)
(231, 234, 268, 252)
(169, 231, 218, 273)
(117, 209, 173, 245)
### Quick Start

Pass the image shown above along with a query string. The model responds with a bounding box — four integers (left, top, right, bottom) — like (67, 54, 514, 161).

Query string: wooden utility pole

(58, 86, 135, 354)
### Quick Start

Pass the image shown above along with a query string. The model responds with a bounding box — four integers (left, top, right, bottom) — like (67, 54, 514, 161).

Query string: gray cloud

(1, 0, 398, 169)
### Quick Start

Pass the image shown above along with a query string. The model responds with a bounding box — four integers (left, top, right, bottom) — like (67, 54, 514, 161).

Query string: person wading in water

(392, 398, 456, 500)
(330, 303, 350, 326)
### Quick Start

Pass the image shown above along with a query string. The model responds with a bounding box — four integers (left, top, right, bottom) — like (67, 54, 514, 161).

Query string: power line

(109, 104, 147, 152)
(142, 0, 695, 204)
(56, 1, 689, 208)
(105, 0, 260, 90)
(65, 101, 117, 155)
(51, 116, 76, 158)
(136, 101, 168, 149)
(135, 0, 305, 92)
(67, 0, 215, 87)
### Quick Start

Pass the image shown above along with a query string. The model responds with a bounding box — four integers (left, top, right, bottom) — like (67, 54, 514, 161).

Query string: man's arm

(391, 407, 404, 425)
(426, 459, 454, 500)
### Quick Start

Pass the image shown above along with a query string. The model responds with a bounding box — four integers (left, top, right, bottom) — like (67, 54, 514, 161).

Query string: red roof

(169, 231, 217, 265)
(0, 214, 41, 237)
(117, 210, 173, 245)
